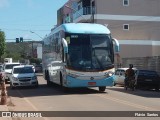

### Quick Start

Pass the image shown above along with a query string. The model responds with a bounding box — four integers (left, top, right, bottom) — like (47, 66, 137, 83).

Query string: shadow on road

(107, 86, 160, 98)
(6, 83, 107, 98)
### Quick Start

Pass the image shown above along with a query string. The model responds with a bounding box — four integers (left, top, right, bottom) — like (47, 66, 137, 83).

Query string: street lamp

(30, 31, 43, 58)
(30, 31, 43, 40)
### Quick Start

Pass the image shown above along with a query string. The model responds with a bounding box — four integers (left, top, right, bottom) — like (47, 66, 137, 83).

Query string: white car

(3, 63, 21, 82)
(114, 68, 137, 86)
(10, 65, 38, 89)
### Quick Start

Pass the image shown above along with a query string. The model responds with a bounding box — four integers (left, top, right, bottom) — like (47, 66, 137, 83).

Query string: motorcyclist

(125, 64, 135, 87)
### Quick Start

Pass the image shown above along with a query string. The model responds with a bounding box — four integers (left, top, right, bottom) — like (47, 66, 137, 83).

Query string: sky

(0, 0, 68, 42)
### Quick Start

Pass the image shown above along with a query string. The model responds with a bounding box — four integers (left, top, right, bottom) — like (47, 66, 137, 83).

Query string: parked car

(25, 65, 35, 73)
(35, 65, 42, 73)
(136, 70, 160, 91)
(10, 65, 38, 89)
(114, 68, 137, 86)
(3, 63, 21, 82)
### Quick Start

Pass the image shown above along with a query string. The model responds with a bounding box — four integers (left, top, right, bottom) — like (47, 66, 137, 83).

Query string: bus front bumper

(64, 76, 115, 88)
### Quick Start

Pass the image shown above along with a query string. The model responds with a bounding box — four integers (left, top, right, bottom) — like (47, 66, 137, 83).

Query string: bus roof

(48, 23, 111, 36)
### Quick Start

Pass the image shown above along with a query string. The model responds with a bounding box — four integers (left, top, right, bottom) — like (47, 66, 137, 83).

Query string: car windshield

(138, 70, 158, 77)
(5, 64, 20, 69)
(66, 33, 114, 71)
(13, 67, 34, 74)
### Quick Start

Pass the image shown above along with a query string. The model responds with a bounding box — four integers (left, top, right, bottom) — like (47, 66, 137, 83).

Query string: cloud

(0, 0, 9, 8)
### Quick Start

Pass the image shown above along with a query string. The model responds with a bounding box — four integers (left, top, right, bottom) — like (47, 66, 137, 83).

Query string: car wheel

(99, 87, 106, 92)
(155, 86, 159, 91)
(5, 79, 9, 84)
(35, 82, 39, 88)
(10, 82, 15, 89)
(113, 82, 116, 86)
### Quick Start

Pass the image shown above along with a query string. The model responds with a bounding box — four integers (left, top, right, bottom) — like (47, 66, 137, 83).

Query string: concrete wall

(37, 46, 42, 59)
(95, 0, 160, 61)
(96, 0, 160, 16)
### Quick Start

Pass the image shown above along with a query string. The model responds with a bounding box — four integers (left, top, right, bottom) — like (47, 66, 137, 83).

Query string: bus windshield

(66, 33, 114, 71)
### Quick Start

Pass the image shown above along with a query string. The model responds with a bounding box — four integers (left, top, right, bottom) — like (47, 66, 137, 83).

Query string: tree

(0, 30, 6, 62)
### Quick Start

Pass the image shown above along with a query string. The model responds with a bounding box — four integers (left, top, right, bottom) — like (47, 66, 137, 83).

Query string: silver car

(10, 65, 38, 89)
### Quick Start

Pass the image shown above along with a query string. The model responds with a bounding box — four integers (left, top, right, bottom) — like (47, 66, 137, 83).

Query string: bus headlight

(105, 71, 114, 77)
(108, 72, 114, 76)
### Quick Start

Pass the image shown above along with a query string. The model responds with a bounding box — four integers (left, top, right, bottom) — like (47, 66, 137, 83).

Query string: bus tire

(60, 73, 63, 87)
(63, 87, 70, 93)
(46, 71, 51, 86)
(99, 87, 106, 92)
(47, 79, 52, 86)
(45, 70, 49, 80)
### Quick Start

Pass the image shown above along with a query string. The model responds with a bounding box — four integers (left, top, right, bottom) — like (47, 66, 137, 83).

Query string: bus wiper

(94, 56, 104, 70)
(103, 64, 114, 69)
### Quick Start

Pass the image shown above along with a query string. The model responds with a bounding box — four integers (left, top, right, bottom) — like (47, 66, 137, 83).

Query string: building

(58, 0, 160, 70)
(37, 45, 42, 59)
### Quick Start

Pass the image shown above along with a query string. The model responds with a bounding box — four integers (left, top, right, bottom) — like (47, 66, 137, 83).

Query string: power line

(2, 28, 50, 32)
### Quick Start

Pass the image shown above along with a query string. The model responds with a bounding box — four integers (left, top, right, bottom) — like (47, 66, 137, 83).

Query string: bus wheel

(99, 87, 106, 92)
(63, 87, 70, 93)
(47, 79, 52, 86)
(60, 73, 63, 87)
(46, 72, 51, 86)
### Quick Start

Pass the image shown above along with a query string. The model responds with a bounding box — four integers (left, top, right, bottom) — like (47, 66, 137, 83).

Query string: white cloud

(0, 0, 9, 8)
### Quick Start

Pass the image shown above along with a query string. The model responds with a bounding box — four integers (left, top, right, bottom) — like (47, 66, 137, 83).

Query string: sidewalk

(0, 89, 12, 120)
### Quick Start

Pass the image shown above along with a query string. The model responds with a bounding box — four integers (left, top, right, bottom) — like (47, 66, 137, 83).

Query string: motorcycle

(124, 77, 136, 91)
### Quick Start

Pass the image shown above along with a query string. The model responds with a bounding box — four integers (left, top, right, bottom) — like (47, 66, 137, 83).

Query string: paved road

(4, 75, 160, 120)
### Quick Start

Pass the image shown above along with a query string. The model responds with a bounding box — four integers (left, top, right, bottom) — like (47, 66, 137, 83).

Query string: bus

(42, 23, 119, 92)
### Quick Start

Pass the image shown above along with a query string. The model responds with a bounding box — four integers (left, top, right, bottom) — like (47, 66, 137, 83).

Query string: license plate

(20, 82, 30, 85)
(88, 82, 96, 86)
(145, 79, 152, 81)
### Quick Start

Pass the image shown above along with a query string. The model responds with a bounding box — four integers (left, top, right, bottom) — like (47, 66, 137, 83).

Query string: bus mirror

(62, 38, 68, 53)
(112, 38, 120, 52)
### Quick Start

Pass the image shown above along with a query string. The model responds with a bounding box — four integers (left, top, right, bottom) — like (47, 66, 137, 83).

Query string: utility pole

(32, 41, 34, 58)
(92, 9, 94, 23)
(91, 1, 95, 23)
